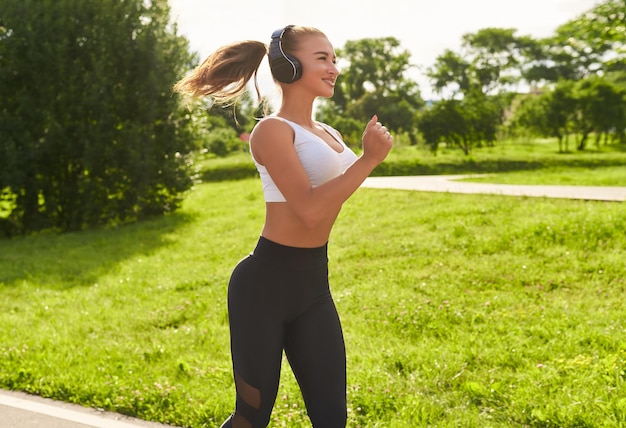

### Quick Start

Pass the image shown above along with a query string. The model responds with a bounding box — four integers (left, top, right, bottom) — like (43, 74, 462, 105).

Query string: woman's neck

(276, 95, 316, 127)
(276, 112, 316, 127)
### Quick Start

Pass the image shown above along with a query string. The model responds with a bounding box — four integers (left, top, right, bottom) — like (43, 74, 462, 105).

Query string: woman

(173, 25, 393, 428)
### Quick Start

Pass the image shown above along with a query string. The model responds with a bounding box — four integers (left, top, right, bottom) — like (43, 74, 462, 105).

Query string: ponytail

(173, 40, 267, 104)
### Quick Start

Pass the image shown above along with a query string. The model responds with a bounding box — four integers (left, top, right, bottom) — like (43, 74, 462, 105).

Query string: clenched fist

(362, 114, 393, 166)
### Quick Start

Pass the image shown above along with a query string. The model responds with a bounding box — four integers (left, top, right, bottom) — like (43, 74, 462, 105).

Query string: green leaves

(528, 0, 626, 82)
(0, 0, 196, 235)
(429, 28, 538, 98)
(509, 76, 626, 150)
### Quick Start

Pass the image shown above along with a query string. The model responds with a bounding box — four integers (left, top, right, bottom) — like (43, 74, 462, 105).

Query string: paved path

(0, 390, 178, 428)
(362, 175, 626, 202)
(2, 175, 624, 428)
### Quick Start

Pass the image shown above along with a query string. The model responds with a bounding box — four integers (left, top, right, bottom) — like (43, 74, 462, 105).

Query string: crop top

(251, 117, 358, 202)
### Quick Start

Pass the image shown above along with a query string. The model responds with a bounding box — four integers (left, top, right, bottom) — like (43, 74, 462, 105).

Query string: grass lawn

(199, 139, 626, 185)
(458, 165, 626, 186)
(1, 140, 625, 427)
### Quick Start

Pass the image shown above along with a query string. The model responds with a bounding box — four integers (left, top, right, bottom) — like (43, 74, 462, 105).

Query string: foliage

(0, 0, 196, 236)
(204, 126, 246, 157)
(417, 92, 505, 155)
(573, 75, 626, 149)
(423, 29, 540, 155)
(524, 0, 626, 83)
(200, 93, 261, 156)
(1, 0, 624, 239)
(508, 81, 577, 151)
(428, 28, 541, 98)
(419, 0, 625, 155)
(508, 76, 626, 150)
(204, 91, 261, 135)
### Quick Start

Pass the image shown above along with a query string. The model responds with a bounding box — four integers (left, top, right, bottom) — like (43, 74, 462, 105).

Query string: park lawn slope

(1, 178, 625, 427)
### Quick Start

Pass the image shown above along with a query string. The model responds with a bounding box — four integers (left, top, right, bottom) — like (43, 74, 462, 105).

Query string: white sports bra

(251, 117, 358, 202)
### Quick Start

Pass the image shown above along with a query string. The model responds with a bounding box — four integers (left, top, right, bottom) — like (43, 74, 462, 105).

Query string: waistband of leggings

(251, 236, 328, 269)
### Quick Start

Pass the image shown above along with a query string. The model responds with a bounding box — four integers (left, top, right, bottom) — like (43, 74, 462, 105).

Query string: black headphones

(269, 25, 302, 83)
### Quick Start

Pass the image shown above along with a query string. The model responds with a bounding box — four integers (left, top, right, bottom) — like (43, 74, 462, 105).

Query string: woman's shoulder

(252, 116, 294, 135)
(252, 116, 288, 134)
(249, 116, 300, 165)
(249, 116, 296, 157)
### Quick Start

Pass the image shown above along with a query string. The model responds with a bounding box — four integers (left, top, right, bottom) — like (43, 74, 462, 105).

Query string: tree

(428, 28, 541, 98)
(0, 0, 195, 236)
(318, 37, 423, 145)
(417, 100, 463, 153)
(524, 0, 626, 84)
(427, 50, 472, 97)
(509, 82, 577, 152)
(185, 91, 261, 157)
(572, 76, 626, 149)
(205, 90, 259, 135)
(509, 76, 626, 151)
(417, 92, 502, 155)
(424, 29, 522, 154)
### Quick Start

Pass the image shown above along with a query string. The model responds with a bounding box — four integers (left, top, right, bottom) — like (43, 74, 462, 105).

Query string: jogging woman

(173, 25, 393, 428)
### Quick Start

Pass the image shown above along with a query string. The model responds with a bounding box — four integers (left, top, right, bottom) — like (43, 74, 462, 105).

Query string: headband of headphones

(269, 25, 302, 83)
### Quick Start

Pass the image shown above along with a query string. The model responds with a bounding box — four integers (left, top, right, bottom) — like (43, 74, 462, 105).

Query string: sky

(168, 0, 599, 100)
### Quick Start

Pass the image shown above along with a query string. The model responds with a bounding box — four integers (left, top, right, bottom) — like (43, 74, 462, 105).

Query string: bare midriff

(260, 202, 342, 248)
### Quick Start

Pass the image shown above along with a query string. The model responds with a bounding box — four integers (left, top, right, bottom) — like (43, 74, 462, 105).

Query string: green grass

(200, 139, 626, 184)
(2, 176, 626, 427)
(459, 165, 626, 186)
(1, 139, 626, 427)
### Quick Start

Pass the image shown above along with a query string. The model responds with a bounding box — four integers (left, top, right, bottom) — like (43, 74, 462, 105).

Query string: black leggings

(220, 236, 347, 428)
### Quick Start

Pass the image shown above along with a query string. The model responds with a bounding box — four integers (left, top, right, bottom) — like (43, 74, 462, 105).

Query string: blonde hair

(172, 40, 267, 104)
(277, 26, 327, 59)
(172, 26, 328, 105)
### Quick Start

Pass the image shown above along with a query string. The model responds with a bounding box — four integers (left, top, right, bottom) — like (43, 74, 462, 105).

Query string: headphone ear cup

(269, 49, 301, 83)
(282, 54, 302, 82)
(269, 26, 302, 83)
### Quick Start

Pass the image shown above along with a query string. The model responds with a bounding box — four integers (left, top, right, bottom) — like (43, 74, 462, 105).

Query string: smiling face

(290, 35, 339, 98)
